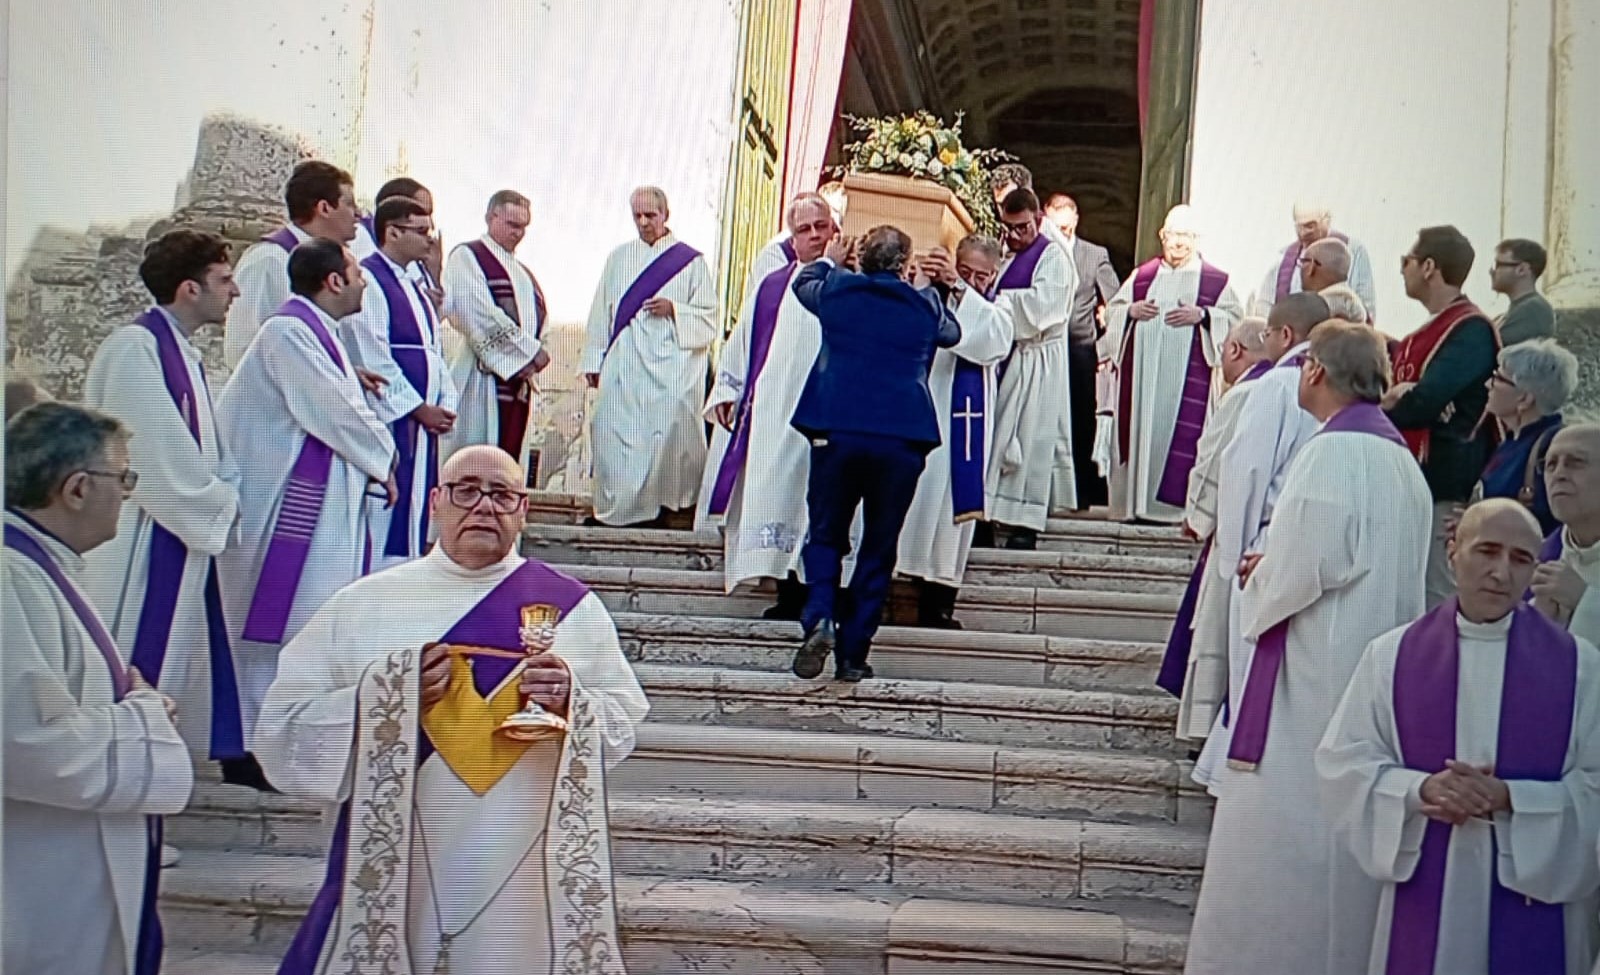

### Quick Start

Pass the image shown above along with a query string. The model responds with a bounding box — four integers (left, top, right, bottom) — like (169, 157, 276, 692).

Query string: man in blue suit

(788, 226, 961, 681)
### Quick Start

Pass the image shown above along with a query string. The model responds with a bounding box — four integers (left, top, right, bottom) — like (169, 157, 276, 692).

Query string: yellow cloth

(419, 653, 532, 795)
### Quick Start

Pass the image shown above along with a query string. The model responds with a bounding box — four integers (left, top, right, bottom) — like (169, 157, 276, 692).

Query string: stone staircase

(160, 493, 1207, 974)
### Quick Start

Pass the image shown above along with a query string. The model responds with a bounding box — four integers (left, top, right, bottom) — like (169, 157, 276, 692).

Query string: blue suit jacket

(788, 260, 960, 446)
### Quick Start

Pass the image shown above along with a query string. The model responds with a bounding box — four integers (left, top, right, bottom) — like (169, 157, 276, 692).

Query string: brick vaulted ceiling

(837, 0, 1145, 269)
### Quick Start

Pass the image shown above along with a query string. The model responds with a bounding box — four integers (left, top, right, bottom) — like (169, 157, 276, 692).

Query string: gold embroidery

(553, 694, 625, 974)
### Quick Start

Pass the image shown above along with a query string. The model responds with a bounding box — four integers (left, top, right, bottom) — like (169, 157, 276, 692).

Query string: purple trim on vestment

(992, 233, 1052, 384)
(1153, 263, 1228, 506)
(707, 263, 796, 516)
(129, 310, 244, 759)
(1156, 538, 1210, 697)
(1388, 598, 1575, 975)
(949, 355, 988, 521)
(608, 241, 702, 353)
(1319, 401, 1408, 448)
(780, 237, 797, 262)
(1273, 230, 1347, 301)
(362, 254, 439, 558)
(239, 300, 348, 646)
(276, 776, 351, 974)
(263, 226, 299, 253)
(462, 239, 546, 335)
(1240, 358, 1274, 384)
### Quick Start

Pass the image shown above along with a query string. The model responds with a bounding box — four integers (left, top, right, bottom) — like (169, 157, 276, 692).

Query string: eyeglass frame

(438, 480, 530, 514)
(78, 468, 139, 492)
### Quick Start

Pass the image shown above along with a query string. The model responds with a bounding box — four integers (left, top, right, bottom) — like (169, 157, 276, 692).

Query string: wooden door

(1135, 0, 1202, 262)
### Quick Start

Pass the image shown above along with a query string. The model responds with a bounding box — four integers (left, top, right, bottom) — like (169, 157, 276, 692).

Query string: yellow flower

(939, 148, 957, 166)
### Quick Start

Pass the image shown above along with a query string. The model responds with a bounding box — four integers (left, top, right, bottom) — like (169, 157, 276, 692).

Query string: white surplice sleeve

(341, 287, 424, 423)
(1492, 636, 1600, 904)
(441, 245, 542, 382)
(1185, 385, 1247, 540)
(85, 327, 239, 557)
(952, 287, 1014, 365)
(580, 250, 620, 376)
(1347, 239, 1378, 322)
(1098, 270, 1138, 366)
(251, 588, 362, 803)
(1316, 627, 1431, 883)
(258, 317, 396, 482)
(555, 593, 650, 768)
(1214, 379, 1288, 572)
(224, 242, 290, 368)
(704, 277, 759, 416)
(1242, 467, 1362, 640)
(2, 563, 193, 815)
(669, 255, 720, 352)
(1203, 276, 1244, 367)
(1251, 257, 1283, 319)
(998, 246, 1072, 343)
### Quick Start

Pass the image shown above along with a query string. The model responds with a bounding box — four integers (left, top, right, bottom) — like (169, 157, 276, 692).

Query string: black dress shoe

(792, 621, 835, 679)
(917, 614, 963, 630)
(1004, 528, 1039, 551)
(834, 664, 874, 682)
(762, 603, 804, 621)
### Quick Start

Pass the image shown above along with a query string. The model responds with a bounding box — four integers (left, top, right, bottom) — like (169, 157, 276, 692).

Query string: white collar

(1457, 610, 1513, 640)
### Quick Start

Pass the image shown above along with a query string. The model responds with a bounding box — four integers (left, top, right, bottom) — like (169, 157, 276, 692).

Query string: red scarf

(1389, 295, 1491, 461)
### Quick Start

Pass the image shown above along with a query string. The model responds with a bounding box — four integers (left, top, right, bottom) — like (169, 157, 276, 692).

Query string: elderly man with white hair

(1469, 338, 1581, 537)
(1320, 285, 1371, 325)
(1536, 424, 1600, 648)
(1102, 204, 1245, 523)
(1253, 203, 1377, 321)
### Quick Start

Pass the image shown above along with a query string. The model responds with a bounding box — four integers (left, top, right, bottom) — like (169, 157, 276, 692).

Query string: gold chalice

(497, 604, 568, 742)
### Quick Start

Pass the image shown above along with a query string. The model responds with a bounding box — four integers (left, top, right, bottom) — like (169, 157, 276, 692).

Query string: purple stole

(1541, 530, 1565, 562)
(1227, 401, 1407, 769)
(4, 515, 165, 975)
(1115, 259, 1229, 509)
(606, 240, 703, 353)
(128, 310, 245, 760)
(1154, 358, 1277, 697)
(462, 239, 547, 336)
(278, 559, 590, 975)
(1274, 230, 1348, 301)
(239, 299, 352, 647)
(706, 262, 797, 517)
(263, 226, 299, 253)
(779, 237, 797, 262)
(361, 255, 442, 558)
(1387, 599, 1575, 975)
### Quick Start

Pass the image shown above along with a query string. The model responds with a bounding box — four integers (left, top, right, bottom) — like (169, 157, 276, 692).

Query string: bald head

(1456, 498, 1542, 551)
(1221, 316, 1270, 384)
(442, 444, 522, 482)
(1302, 237, 1350, 291)
(434, 446, 527, 569)
(1451, 498, 1545, 622)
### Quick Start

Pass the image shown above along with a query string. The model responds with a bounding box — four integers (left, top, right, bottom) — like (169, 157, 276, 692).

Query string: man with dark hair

(989, 162, 1033, 203)
(787, 225, 961, 681)
(81, 229, 256, 796)
(224, 159, 359, 366)
(4, 401, 192, 975)
(216, 237, 395, 741)
(341, 196, 458, 568)
(1386, 224, 1500, 608)
(1490, 237, 1555, 346)
(353, 175, 436, 271)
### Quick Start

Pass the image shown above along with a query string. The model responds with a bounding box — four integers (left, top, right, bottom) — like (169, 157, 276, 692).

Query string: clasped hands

(419, 640, 572, 717)
(1129, 299, 1204, 328)
(1419, 760, 1512, 825)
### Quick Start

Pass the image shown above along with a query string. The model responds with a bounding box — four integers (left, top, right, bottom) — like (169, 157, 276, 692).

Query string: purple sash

(949, 354, 988, 522)
(239, 300, 350, 646)
(280, 559, 590, 975)
(1240, 358, 1274, 384)
(606, 240, 702, 352)
(1228, 401, 1406, 769)
(263, 226, 299, 253)
(1541, 530, 1565, 563)
(992, 233, 1051, 385)
(359, 214, 375, 240)
(5, 517, 166, 975)
(1274, 230, 1348, 301)
(707, 263, 796, 517)
(780, 237, 797, 262)
(1156, 538, 1211, 697)
(1387, 599, 1574, 975)
(361, 255, 441, 558)
(129, 310, 245, 759)
(462, 239, 546, 335)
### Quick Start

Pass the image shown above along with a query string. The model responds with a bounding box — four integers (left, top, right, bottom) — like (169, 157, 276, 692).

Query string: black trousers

(800, 431, 928, 667)
(1068, 339, 1107, 508)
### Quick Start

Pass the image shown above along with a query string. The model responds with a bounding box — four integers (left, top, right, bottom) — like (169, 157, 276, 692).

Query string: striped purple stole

(239, 299, 351, 646)
(263, 226, 299, 253)
(706, 262, 797, 517)
(462, 239, 546, 336)
(361, 254, 441, 558)
(1115, 258, 1229, 508)
(5, 515, 166, 975)
(1387, 599, 1575, 975)
(1227, 402, 1406, 770)
(128, 309, 245, 759)
(1274, 230, 1348, 301)
(606, 240, 702, 353)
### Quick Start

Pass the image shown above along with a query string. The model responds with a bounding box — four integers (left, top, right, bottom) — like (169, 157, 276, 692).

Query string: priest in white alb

(257, 445, 648, 975)
(1318, 499, 1600, 975)
(1533, 424, 1600, 647)
(1252, 203, 1378, 322)
(81, 230, 249, 783)
(581, 186, 718, 527)
(216, 238, 396, 738)
(984, 188, 1077, 549)
(1185, 322, 1433, 975)
(342, 196, 458, 567)
(4, 403, 192, 975)
(441, 189, 550, 465)
(899, 235, 1013, 627)
(1103, 205, 1244, 523)
(1156, 316, 1271, 738)
(696, 193, 832, 616)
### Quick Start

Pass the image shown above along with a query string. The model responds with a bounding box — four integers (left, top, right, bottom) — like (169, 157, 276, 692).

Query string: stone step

(160, 853, 1190, 973)
(163, 951, 279, 975)
(525, 490, 1196, 558)
(522, 523, 1195, 594)
(616, 612, 1165, 693)
(635, 662, 1182, 755)
(171, 786, 1205, 910)
(557, 563, 1183, 643)
(620, 724, 1211, 825)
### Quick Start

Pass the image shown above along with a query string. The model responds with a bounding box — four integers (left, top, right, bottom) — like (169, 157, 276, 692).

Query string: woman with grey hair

(1473, 337, 1580, 534)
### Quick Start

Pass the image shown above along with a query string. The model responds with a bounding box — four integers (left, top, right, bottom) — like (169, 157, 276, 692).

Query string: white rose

(928, 159, 944, 177)
(912, 151, 929, 167)
(898, 152, 915, 168)
(917, 133, 933, 151)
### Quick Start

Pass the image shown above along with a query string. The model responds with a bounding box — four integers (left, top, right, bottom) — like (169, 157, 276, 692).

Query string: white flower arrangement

(831, 110, 1014, 236)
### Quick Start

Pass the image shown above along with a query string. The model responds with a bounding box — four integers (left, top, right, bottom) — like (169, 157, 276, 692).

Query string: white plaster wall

(1188, 1, 1528, 336)
(7, 0, 742, 322)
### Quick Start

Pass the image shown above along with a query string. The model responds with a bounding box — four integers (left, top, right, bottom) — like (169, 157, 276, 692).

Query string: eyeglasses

(999, 219, 1035, 237)
(81, 468, 139, 492)
(1492, 259, 1525, 270)
(1297, 256, 1322, 268)
(1489, 371, 1516, 387)
(441, 481, 528, 513)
